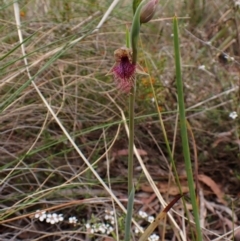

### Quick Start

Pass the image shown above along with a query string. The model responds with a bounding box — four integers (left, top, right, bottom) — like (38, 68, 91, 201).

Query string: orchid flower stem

(128, 86, 135, 195)
(125, 26, 134, 196)
(124, 3, 145, 241)
(127, 0, 146, 195)
(125, 1, 155, 241)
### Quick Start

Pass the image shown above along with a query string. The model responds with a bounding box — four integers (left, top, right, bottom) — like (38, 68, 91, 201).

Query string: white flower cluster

(34, 210, 78, 225)
(35, 210, 47, 222)
(148, 233, 160, 241)
(85, 209, 115, 235)
(138, 210, 148, 218)
(34, 208, 158, 239)
(138, 210, 154, 223)
(34, 210, 63, 224)
(104, 209, 115, 225)
(46, 213, 64, 224)
(86, 222, 114, 235)
(136, 210, 159, 241)
(69, 216, 78, 224)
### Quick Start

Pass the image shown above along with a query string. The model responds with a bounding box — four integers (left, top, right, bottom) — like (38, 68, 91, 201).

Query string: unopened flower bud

(140, 0, 158, 24)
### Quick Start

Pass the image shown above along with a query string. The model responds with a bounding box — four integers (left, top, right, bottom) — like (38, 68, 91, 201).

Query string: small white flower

(105, 211, 115, 224)
(57, 214, 64, 222)
(39, 215, 46, 222)
(105, 209, 114, 216)
(147, 215, 154, 223)
(69, 216, 78, 224)
(109, 210, 114, 216)
(235, 0, 240, 7)
(134, 226, 144, 234)
(46, 213, 59, 224)
(138, 210, 148, 218)
(85, 223, 91, 229)
(92, 223, 103, 233)
(110, 219, 115, 225)
(34, 210, 42, 218)
(206, 41, 211, 46)
(148, 233, 159, 241)
(99, 223, 106, 233)
(229, 111, 238, 119)
(35, 210, 46, 222)
(106, 225, 114, 234)
(135, 228, 140, 234)
(198, 65, 205, 70)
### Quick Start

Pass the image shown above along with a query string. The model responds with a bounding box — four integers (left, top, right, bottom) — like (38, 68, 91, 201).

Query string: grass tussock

(0, 0, 240, 240)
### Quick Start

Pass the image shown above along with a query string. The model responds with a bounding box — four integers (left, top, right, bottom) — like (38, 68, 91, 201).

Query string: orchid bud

(140, 0, 158, 24)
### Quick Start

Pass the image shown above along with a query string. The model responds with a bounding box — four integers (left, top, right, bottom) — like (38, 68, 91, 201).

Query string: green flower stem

(128, 87, 135, 195)
(173, 16, 203, 241)
(125, 3, 146, 241)
(125, 26, 134, 196)
(127, 0, 146, 195)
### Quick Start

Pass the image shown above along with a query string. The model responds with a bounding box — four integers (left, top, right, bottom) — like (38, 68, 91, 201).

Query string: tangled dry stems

(0, 0, 239, 240)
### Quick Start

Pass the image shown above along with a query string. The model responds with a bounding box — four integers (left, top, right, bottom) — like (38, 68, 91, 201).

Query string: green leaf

(173, 16, 203, 241)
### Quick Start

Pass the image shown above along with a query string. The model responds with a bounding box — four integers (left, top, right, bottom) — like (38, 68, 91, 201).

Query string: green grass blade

(173, 16, 203, 241)
(0, 32, 37, 62)
(124, 187, 135, 241)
